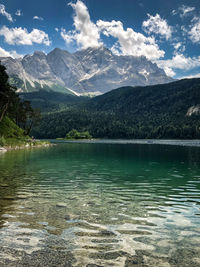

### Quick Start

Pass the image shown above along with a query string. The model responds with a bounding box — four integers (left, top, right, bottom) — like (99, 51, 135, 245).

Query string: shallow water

(0, 141, 200, 266)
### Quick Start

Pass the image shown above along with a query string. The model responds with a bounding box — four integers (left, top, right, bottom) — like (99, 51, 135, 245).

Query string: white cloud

(162, 66, 176, 77)
(173, 42, 185, 53)
(179, 5, 195, 18)
(97, 19, 164, 60)
(189, 19, 200, 43)
(61, 28, 75, 44)
(156, 53, 200, 77)
(0, 4, 13, 22)
(178, 73, 200, 79)
(61, 0, 165, 60)
(171, 10, 177, 16)
(171, 5, 195, 18)
(0, 26, 51, 46)
(33, 16, 44, 21)
(15, 9, 22, 16)
(109, 42, 121, 56)
(61, 0, 164, 60)
(61, 0, 101, 49)
(0, 47, 22, 58)
(174, 42, 181, 50)
(142, 14, 172, 40)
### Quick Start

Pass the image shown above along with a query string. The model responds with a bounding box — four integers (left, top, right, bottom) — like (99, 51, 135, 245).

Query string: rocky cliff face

(186, 105, 200, 116)
(0, 46, 173, 95)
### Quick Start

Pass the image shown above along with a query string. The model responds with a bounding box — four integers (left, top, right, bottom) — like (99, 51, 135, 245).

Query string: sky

(0, 0, 200, 79)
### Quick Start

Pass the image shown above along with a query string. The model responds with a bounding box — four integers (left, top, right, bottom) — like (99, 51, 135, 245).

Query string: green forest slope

(32, 78, 200, 139)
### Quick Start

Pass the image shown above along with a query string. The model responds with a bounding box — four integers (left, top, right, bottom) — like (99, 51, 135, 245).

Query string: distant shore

(53, 138, 200, 147)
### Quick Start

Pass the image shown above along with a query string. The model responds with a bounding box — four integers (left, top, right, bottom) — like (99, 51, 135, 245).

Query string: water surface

(0, 141, 200, 266)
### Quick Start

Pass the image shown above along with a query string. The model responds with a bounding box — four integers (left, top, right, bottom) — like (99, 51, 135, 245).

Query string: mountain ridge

(0, 46, 173, 96)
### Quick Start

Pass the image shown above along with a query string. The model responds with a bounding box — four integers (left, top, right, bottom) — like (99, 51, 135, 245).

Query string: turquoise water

(0, 141, 200, 266)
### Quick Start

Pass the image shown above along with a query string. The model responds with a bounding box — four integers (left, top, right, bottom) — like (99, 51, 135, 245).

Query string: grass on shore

(0, 116, 49, 149)
(0, 137, 49, 148)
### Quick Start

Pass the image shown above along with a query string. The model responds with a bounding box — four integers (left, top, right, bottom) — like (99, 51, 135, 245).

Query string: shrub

(66, 129, 92, 139)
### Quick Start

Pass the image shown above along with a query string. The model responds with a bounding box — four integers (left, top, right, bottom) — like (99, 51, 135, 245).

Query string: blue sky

(0, 0, 200, 78)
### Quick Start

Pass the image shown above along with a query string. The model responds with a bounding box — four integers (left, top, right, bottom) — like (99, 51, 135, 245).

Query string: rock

(0, 147, 7, 152)
(0, 184, 9, 187)
(87, 201, 96, 206)
(56, 203, 67, 208)
(186, 105, 200, 116)
(64, 215, 71, 220)
(3, 196, 16, 200)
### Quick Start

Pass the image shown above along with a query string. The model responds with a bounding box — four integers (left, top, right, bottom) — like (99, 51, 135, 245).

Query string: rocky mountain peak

(33, 51, 46, 57)
(0, 47, 173, 95)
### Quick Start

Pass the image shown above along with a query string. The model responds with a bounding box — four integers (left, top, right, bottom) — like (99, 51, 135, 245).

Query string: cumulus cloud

(142, 14, 172, 40)
(0, 26, 51, 46)
(61, 0, 164, 60)
(0, 47, 22, 58)
(61, 28, 75, 44)
(189, 19, 200, 43)
(97, 19, 164, 60)
(15, 9, 22, 16)
(61, 0, 101, 49)
(0, 4, 13, 22)
(33, 16, 44, 21)
(156, 53, 200, 77)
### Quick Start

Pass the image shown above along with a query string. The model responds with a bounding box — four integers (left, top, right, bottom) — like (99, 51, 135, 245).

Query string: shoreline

(0, 140, 52, 152)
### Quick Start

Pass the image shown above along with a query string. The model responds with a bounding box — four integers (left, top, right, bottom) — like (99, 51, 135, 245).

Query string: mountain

(32, 78, 200, 139)
(0, 46, 173, 96)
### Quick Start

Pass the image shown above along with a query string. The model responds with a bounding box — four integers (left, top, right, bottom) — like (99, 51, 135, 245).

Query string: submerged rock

(0, 184, 9, 187)
(64, 215, 71, 220)
(56, 203, 67, 208)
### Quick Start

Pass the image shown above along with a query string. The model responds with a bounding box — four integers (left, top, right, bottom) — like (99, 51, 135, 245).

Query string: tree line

(32, 107, 200, 139)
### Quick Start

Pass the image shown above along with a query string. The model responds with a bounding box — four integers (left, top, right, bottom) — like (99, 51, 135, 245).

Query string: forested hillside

(32, 79, 200, 139)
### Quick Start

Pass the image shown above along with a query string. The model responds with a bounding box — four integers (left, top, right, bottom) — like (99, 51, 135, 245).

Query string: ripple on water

(0, 142, 200, 266)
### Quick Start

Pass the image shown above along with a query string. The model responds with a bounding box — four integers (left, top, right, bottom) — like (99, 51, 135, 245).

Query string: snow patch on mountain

(139, 69, 150, 81)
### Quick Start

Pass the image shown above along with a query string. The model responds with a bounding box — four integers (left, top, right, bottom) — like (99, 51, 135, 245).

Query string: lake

(0, 140, 200, 266)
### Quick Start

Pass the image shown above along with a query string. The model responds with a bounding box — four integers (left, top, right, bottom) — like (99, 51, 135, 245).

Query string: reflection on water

(0, 142, 200, 266)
